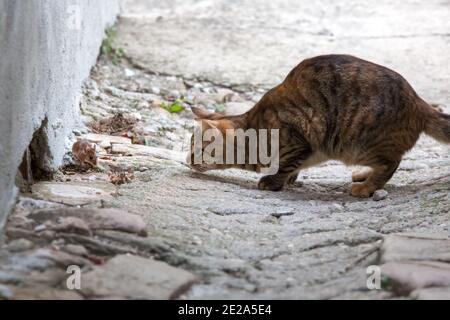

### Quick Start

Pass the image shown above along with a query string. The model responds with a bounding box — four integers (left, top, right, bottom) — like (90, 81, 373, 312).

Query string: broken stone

(60, 233, 137, 256)
(44, 249, 92, 269)
(62, 244, 89, 257)
(214, 88, 235, 103)
(34, 224, 46, 232)
(111, 143, 185, 162)
(135, 100, 150, 110)
(381, 261, 450, 295)
(25, 268, 68, 287)
(0, 285, 14, 299)
(81, 254, 196, 299)
(124, 68, 135, 77)
(82, 133, 132, 146)
(29, 208, 147, 237)
(5, 227, 37, 241)
(15, 197, 64, 213)
(104, 85, 160, 102)
(7, 250, 56, 272)
(380, 233, 450, 263)
(151, 86, 160, 95)
(94, 230, 174, 260)
(7, 286, 83, 300)
(0, 271, 23, 285)
(6, 215, 37, 230)
(373, 189, 388, 201)
(168, 90, 181, 99)
(4, 239, 34, 252)
(411, 287, 450, 300)
(7, 249, 92, 272)
(45, 217, 93, 237)
(31, 181, 115, 206)
(99, 140, 111, 149)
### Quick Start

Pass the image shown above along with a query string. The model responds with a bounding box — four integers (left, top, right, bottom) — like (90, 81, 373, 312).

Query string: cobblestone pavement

(1, 0, 449, 299)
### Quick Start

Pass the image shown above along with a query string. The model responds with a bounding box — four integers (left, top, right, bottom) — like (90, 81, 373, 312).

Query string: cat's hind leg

(351, 167, 373, 182)
(350, 158, 400, 198)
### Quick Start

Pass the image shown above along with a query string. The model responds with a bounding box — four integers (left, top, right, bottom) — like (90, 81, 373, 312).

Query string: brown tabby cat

(187, 54, 450, 198)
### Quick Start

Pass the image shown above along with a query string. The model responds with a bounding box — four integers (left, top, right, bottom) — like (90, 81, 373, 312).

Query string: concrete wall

(0, 0, 120, 231)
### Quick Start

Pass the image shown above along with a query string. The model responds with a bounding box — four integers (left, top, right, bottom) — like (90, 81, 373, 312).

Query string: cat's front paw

(350, 182, 375, 198)
(258, 175, 285, 191)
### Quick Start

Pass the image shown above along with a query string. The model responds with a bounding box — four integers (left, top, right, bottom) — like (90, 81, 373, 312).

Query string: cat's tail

(423, 102, 450, 143)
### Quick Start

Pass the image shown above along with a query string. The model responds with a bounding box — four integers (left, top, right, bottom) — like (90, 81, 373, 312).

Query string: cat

(187, 54, 450, 198)
(72, 139, 97, 168)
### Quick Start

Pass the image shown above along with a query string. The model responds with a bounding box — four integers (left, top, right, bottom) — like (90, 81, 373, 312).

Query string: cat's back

(286, 54, 411, 97)
(275, 54, 425, 157)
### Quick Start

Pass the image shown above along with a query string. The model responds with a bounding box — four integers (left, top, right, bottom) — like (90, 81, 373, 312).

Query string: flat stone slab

(411, 287, 450, 300)
(111, 143, 185, 162)
(80, 254, 196, 299)
(82, 133, 132, 147)
(6, 286, 83, 300)
(31, 181, 115, 206)
(381, 261, 450, 295)
(380, 233, 450, 263)
(29, 208, 148, 237)
(98, 155, 177, 172)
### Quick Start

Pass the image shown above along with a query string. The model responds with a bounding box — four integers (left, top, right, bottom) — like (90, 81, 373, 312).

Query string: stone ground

(1, 0, 450, 299)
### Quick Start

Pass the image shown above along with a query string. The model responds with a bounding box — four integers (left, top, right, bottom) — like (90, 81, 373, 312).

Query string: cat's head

(186, 107, 238, 172)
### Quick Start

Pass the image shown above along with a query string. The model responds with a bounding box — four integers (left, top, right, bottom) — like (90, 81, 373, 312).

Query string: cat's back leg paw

(350, 182, 375, 198)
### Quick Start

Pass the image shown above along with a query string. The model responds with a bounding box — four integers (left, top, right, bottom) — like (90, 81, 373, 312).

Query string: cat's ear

(198, 119, 219, 130)
(191, 106, 219, 120)
(199, 119, 234, 134)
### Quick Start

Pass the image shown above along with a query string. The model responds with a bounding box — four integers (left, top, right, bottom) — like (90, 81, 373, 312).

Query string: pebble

(373, 189, 389, 201)
(169, 90, 181, 99)
(34, 224, 47, 232)
(130, 112, 142, 121)
(192, 236, 202, 246)
(0, 285, 14, 299)
(124, 68, 135, 77)
(136, 101, 150, 110)
(332, 203, 344, 211)
(151, 86, 161, 95)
